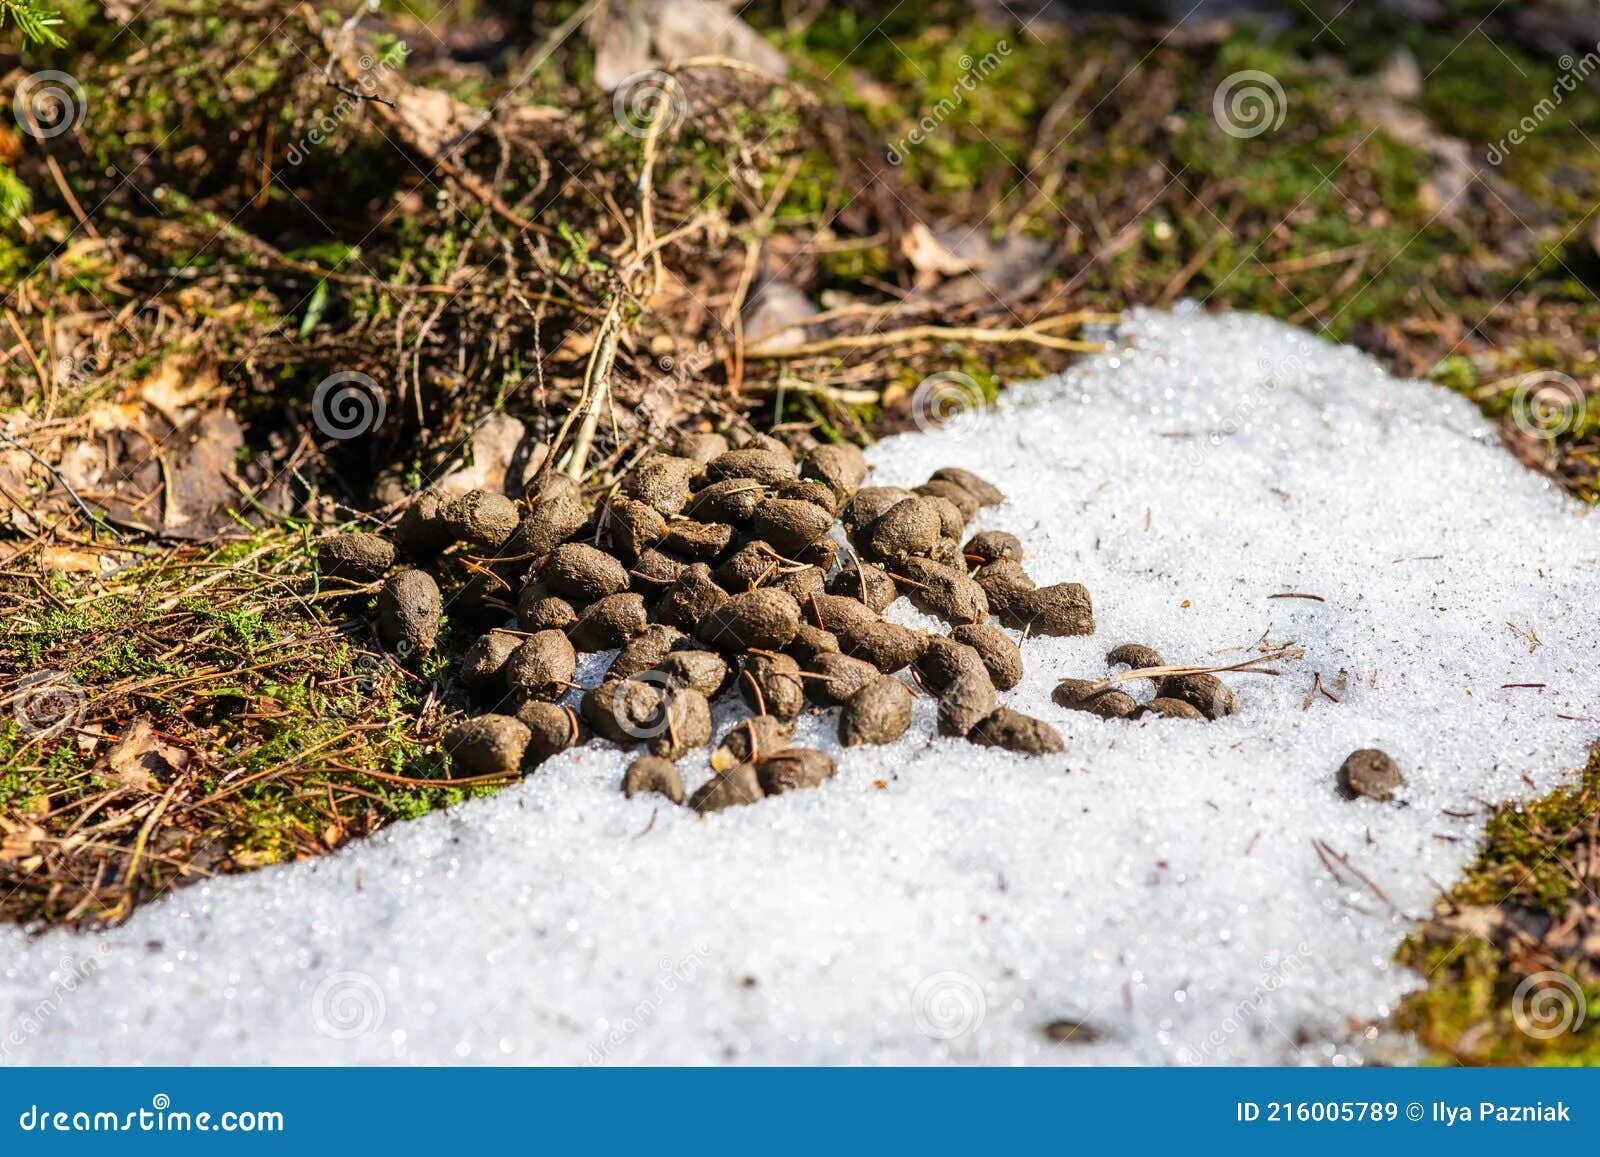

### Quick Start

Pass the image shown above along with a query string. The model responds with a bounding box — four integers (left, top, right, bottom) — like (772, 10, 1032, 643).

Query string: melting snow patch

(3, 308, 1596, 1065)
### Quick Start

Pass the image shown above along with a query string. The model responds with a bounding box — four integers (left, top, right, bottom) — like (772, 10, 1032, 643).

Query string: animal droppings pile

(319, 433, 1181, 807)
(5, 308, 1596, 1067)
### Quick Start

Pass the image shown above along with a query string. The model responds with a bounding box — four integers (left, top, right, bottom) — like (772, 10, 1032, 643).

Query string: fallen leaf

(102, 716, 191, 791)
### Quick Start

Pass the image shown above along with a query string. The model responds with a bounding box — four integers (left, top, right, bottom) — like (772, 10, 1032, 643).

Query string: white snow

(3, 307, 1596, 1065)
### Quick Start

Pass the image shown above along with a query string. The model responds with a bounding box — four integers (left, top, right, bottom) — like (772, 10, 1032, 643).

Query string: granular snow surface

(4, 308, 1596, 1065)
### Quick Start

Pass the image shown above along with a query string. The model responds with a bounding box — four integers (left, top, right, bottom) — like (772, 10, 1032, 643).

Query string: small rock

(504, 629, 577, 700)
(443, 714, 530, 777)
(968, 707, 1063, 754)
(839, 676, 914, 746)
(1337, 748, 1404, 802)
(697, 589, 802, 652)
(569, 592, 648, 651)
(952, 623, 1023, 690)
(377, 569, 442, 658)
(1157, 672, 1236, 719)
(541, 543, 630, 602)
(622, 755, 684, 804)
(317, 532, 395, 582)
(756, 747, 838, 794)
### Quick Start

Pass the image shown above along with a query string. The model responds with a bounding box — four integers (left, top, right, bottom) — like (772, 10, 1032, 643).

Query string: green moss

(1396, 743, 1600, 1063)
